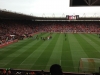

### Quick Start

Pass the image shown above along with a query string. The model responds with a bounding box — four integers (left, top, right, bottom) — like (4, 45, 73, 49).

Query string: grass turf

(0, 33, 100, 72)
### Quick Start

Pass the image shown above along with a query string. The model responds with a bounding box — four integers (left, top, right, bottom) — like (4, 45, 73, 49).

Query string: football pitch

(0, 33, 100, 72)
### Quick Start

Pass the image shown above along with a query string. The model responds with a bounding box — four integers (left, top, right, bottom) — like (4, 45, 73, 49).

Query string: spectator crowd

(0, 64, 93, 75)
(0, 20, 100, 45)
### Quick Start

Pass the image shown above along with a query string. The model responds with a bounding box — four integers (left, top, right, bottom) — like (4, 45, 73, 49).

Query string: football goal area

(79, 58, 100, 73)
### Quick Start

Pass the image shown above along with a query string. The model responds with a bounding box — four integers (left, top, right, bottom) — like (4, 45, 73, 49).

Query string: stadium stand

(0, 10, 100, 75)
(0, 20, 100, 47)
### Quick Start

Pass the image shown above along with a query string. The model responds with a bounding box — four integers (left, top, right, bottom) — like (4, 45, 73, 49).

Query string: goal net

(79, 58, 100, 73)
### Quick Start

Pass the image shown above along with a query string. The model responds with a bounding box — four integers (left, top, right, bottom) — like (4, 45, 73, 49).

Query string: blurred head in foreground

(50, 64, 62, 75)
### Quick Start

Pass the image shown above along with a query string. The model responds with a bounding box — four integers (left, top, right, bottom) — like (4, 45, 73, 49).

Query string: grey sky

(0, 0, 100, 17)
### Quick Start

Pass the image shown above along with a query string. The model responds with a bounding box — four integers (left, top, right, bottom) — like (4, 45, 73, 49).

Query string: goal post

(79, 58, 100, 73)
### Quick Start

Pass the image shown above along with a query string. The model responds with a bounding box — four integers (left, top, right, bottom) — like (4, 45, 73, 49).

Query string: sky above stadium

(0, 0, 100, 17)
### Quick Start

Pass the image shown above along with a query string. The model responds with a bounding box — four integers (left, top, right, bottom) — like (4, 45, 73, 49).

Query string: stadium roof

(0, 9, 36, 20)
(0, 9, 100, 21)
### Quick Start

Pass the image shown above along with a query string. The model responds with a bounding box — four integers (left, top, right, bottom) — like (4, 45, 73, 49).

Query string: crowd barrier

(0, 39, 18, 48)
(0, 32, 39, 48)
(0, 68, 93, 75)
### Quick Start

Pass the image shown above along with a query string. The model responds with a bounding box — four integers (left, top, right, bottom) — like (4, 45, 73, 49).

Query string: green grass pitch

(0, 33, 100, 72)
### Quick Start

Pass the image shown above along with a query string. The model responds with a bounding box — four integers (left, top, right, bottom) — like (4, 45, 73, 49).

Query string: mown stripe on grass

(30, 33, 60, 70)
(84, 34, 100, 46)
(0, 39, 34, 60)
(69, 34, 88, 72)
(0, 33, 44, 51)
(61, 33, 74, 72)
(91, 34, 100, 42)
(0, 33, 45, 58)
(17, 34, 57, 70)
(1, 33, 49, 68)
(45, 33, 63, 70)
(75, 34, 100, 58)
(79, 34, 100, 55)
(91, 34, 100, 39)
(0, 35, 45, 66)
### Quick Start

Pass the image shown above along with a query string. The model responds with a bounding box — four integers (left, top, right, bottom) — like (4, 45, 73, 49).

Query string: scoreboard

(66, 15, 79, 20)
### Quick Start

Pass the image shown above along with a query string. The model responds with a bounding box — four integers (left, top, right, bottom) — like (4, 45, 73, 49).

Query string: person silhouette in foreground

(50, 64, 63, 75)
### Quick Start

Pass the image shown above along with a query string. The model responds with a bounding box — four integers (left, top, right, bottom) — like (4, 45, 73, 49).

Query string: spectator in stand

(0, 20, 100, 45)
(50, 64, 63, 75)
